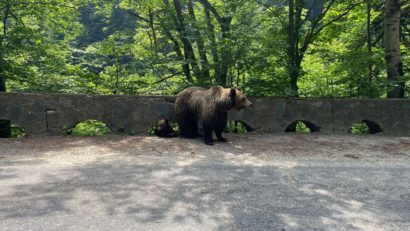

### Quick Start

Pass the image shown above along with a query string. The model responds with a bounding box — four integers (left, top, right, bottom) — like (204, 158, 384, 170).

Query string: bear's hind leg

(202, 118, 215, 145)
(191, 122, 202, 137)
(179, 117, 199, 138)
(202, 121, 214, 145)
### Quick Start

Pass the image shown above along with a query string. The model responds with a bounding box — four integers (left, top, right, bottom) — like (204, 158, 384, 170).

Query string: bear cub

(175, 86, 251, 145)
(154, 119, 178, 138)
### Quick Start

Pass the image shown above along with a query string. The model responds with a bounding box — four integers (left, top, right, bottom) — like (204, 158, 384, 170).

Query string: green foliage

(295, 121, 311, 134)
(1, 0, 409, 98)
(350, 122, 370, 134)
(146, 120, 180, 136)
(10, 122, 26, 138)
(146, 126, 156, 136)
(171, 122, 180, 134)
(1, 0, 83, 91)
(0, 120, 25, 138)
(0, 120, 26, 138)
(66, 120, 111, 136)
(226, 120, 248, 134)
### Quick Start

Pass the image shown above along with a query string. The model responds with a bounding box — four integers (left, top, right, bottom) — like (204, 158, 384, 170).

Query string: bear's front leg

(215, 133, 227, 142)
(215, 126, 227, 142)
(215, 112, 228, 142)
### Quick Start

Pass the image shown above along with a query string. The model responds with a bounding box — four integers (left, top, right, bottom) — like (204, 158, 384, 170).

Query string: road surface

(1, 134, 410, 230)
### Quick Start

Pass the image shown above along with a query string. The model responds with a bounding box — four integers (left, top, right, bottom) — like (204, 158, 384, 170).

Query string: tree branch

(198, 0, 220, 18)
(316, 1, 364, 36)
(8, 1, 79, 9)
(254, 0, 285, 27)
(126, 9, 151, 23)
(152, 71, 183, 84)
(198, 0, 228, 26)
(299, 0, 363, 57)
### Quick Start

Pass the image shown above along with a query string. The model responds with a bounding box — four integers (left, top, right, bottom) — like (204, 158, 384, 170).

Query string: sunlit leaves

(1, 0, 408, 97)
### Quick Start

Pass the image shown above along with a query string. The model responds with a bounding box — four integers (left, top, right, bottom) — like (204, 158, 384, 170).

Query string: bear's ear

(230, 88, 237, 97)
(230, 88, 237, 104)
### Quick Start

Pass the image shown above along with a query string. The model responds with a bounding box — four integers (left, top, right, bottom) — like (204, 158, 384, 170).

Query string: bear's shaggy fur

(154, 119, 178, 138)
(175, 86, 251, 145)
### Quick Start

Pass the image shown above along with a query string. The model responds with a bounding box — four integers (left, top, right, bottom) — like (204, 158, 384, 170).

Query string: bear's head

(230, 88, 252, 110)
(157, 119, 169, 129)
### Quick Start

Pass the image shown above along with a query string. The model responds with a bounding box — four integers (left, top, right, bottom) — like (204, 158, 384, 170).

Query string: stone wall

(1, 93, 409, 136)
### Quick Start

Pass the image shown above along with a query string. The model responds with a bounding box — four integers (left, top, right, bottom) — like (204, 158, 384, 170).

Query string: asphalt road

(0, 134, 409, 230)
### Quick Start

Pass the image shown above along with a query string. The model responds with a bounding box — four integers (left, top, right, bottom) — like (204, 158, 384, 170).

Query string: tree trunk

(289, 63, 300, 97)
(287, 0, 299, 97)
(366, 0, 375, 97)
(284, 0, 358, 97)
(1, 1, 9, 92)
(219, 18, 232, 86)
(163, 28, 193, 82)
(188, 0, 211, 83)
(384, 0, 404, 98)
(0, 33, 10, 138)
(0, 55, 5, 92)
(171, 0, 202, 80)
(0, 18, 11, 138)
(114, 59, 120, 94)
(0, 1, 11, 137)
(148, 9, 158, 53)
(199, 0, 232, 86)
(204, 7, 221, 83)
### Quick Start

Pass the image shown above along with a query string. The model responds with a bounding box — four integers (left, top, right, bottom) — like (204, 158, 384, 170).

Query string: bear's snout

(245, 99, 252, 108)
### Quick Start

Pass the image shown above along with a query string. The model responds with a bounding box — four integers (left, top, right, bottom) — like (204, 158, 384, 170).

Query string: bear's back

(175, 87, 207, 116)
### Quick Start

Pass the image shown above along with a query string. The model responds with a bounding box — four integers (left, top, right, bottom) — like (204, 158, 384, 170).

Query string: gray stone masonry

(0, 93, 409, 136)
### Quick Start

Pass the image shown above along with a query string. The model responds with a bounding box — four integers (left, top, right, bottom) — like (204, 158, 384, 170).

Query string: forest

(0, 0, 409, 98)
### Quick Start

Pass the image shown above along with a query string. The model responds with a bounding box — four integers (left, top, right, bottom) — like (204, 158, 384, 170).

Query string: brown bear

(175, 86, 252, 145)
(154, 119, 178, 138)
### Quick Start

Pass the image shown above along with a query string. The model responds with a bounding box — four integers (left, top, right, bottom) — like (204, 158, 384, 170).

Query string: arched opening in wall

(226, 120, 254, 134)
(0, 120, 26, 138)
(349, 120, 383, 135)
(285, 120, 320, 133)
(65, 120, 111, 136)
(147, 119, 179, 137)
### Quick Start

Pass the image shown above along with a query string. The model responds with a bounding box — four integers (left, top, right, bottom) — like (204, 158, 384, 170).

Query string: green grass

(66, 120, 111, 136)
(226, 120, 248, 134)
(350, 122, 370, 134)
